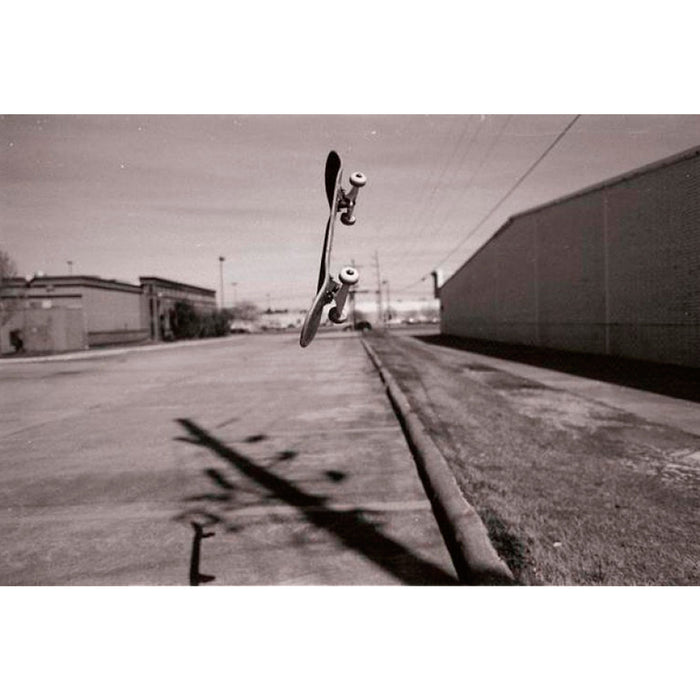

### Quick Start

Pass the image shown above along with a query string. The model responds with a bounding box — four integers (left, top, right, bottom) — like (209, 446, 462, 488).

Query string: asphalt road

(0, 333, 457, 585)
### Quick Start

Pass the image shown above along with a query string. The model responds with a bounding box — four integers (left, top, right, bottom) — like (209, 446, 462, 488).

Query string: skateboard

(299, 150, 367, 347)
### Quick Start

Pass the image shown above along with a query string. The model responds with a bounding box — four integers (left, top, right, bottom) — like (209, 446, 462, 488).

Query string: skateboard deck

(300, 151, 365, 347)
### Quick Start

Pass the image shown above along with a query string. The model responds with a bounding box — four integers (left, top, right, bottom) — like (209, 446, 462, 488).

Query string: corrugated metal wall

(440, 147, 700, 367)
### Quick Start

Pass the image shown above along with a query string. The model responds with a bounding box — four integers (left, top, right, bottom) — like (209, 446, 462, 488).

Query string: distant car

(229, 321, 253, 334)
(342, 320, 372, 331)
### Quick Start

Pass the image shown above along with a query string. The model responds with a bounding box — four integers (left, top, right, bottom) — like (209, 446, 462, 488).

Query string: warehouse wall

(440, 147, 700, 368)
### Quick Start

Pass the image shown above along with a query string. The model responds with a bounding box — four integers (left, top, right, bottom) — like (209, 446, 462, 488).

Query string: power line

(432, 114, 581, 270)
(383, 116, 486, 265)
(389, 115, 513, 276)
(422, 115, 513, 247)
(397, 114, 581, 292)
(396, 117, 469, 243)
(402, 117, 483, 243)
(373, 117, 478, 265)
(383, 118, 471, 250)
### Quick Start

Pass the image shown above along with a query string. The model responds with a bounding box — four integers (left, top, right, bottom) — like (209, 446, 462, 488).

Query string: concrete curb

(361, 338, 515, 585)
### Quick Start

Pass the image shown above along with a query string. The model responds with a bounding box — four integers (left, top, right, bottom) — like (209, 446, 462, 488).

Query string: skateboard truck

(339, 172, 367, 225)
(328, 266, 359, 323)
(332, 172, 364, 320)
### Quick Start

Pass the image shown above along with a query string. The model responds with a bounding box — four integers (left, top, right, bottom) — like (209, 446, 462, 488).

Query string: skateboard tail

(324, 151, 342, 207)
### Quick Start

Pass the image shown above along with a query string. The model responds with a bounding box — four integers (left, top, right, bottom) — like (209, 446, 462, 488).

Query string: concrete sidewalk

(398, 330, 700, 437)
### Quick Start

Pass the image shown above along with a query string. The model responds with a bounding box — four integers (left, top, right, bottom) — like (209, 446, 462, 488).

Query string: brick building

(440, 146, 700, 368)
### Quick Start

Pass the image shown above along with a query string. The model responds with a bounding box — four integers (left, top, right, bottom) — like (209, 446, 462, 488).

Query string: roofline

(139, 276, 216, 297)
(516, 144, 700, 219)
(4, 275, 142, 293)
(3, 274, 216, 297)
(442, 144, 700, 292)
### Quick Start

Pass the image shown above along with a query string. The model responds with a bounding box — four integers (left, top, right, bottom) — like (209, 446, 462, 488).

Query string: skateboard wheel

(329, 307, 347, 323)
(339, 267, 359, 285)
(349, 172, 367, 188)
(340, 213, 356, 226)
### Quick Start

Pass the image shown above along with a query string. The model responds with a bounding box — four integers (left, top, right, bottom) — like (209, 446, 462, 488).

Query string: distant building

(140, 277, 216, 341)
(257, 308, 305, 331)
(0, 274, 216, 354)
(440, 146, 700, 368)
(352, 297, 440, 326)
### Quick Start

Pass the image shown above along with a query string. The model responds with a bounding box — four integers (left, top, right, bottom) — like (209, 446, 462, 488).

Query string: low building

(1, 274, 216, 354)
(352, 297, 440, 326)
(139, 277, 216, 341)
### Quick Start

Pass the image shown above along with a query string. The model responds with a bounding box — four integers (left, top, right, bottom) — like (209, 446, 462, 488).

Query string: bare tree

(231, 301, 261, 321)
(0, 249, 20, 327)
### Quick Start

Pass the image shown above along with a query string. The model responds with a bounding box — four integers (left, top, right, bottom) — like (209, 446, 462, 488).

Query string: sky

(2, 114, 699, 308)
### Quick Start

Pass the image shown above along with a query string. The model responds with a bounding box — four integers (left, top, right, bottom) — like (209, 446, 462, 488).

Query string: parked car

(230, 320, 254, 334)
(343, 320, 372, 331)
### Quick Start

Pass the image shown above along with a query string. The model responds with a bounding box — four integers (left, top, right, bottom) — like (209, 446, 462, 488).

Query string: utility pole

(349, 258, 357, 328)
(382, 279, 391, 323)
(218, 256, 225, 309)
(373, 250, 383, 327)
(430, 269, 443, 299)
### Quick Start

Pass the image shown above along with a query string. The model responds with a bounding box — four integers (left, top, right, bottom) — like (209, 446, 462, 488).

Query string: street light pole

(22, 271, 44, 352)
(67, 260, 74, 275)
(373, 250, 383, 326)
(218, 256, 225, 309)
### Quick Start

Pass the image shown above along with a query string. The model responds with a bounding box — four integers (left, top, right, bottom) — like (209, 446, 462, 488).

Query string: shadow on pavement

(189, 522, 216, 586)
(417, 334, 700, 403)
(175, 418, 458, 586)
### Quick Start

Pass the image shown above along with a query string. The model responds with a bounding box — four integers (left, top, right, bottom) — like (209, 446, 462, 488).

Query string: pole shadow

(189, 522, 216, 586)
(176, 418, 458, 586)
(417, 334, 700, 403)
